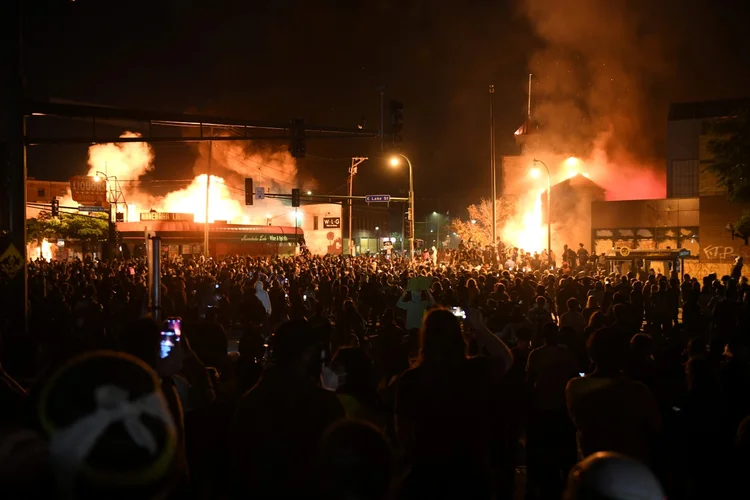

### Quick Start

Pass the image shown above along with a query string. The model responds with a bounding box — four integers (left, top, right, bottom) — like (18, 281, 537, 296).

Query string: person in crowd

(562, 451, 665, 500)
(525, 322, 579, 500)
(229, 320, 344, 499)
(394, 308, 512, 500)
(581, 295, 600, 323)
(566, 328, 661, 466)
(7, 249, 750, 500)
(318, 419, 395, 500)
(396, 288, 435, 335)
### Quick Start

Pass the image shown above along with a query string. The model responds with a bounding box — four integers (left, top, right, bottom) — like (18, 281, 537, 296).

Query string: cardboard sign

(407, 276, 431, 291)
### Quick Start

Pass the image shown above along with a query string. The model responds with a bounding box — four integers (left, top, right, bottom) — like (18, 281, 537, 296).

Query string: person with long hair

(394, 308, 512, 499)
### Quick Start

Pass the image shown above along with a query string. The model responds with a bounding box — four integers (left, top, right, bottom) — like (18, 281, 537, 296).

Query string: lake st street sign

(365, 194, 391, 203)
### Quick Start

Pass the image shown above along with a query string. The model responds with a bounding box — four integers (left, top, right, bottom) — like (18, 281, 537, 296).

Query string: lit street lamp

(531, 159, 552, 268)
(389, 154, 415, 260)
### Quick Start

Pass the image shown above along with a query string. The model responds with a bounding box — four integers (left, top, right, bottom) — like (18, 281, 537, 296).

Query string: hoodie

(255, 281, 272, 315)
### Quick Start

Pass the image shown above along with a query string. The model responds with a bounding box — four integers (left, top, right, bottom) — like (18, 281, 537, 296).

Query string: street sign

(78, 206, 108, 213)
(365, 194, 391, 203)
(70, 175, 107, 204)
(255, 187, 265, 200)
(323, 217, 341, 229)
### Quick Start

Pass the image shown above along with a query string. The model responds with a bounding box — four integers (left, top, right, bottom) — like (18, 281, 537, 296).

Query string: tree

(26, 212, 109, 244)
(450, 197, 516, 247)
(706, 109, 750, 244)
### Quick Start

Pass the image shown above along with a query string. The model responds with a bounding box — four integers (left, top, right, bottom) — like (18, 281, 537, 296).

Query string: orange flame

(153, 174, 244, 223)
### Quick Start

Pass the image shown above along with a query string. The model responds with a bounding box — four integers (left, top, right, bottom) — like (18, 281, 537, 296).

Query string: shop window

(594, 238, 613, 255)
(595, 229, 614, 238)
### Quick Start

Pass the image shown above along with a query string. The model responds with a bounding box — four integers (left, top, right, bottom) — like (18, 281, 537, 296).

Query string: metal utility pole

(348, 157, 368, 256)
(489, 84, 497, 247)
(204, 140, 212, 257)
(379, 87, 385, 151)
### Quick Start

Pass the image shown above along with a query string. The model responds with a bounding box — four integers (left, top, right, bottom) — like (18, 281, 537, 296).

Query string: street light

(389, 154, 415, 260)
(531, 159, 552, 269)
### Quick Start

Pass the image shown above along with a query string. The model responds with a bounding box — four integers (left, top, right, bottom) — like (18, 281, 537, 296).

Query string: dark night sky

(10, 0, 750, 217)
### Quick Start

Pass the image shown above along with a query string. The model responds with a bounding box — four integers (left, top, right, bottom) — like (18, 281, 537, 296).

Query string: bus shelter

(602, 248, 691, 277)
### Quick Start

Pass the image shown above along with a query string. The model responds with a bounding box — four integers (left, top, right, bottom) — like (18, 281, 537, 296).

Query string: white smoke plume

(87, 131, 154, 180)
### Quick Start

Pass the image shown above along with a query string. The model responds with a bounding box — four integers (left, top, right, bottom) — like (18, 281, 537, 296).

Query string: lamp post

(390, 154, 415, 260)
(531, 159, 552, 269)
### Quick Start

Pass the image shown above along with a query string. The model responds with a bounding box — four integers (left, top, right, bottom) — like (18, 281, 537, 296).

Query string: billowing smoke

(499, 0, 669, 256)
(519, 0, 667, 200)
(85, 133, 311, 225)
(87, 132, 154, 180)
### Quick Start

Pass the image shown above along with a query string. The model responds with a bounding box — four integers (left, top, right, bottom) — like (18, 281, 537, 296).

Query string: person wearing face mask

(396, 288, 435, 336)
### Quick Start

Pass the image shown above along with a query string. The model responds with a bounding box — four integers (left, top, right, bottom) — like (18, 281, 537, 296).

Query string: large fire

(153, 174, 244, 223)
(499, 151, 665, 256)
(82, 133, 306, 225)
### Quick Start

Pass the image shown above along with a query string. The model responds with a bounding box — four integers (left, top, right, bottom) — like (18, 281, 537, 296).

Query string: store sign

(240, 234, 294, 243)
(139, 212, 195, 222)
(70, 175, 107, 203)
(323, 217, 341, 229)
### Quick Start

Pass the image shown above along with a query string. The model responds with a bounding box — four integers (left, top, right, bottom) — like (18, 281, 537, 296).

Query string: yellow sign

(619, 247, 631, 257)
(0, 243, 24, 279)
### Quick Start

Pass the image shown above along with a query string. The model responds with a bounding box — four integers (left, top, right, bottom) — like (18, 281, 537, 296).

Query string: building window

(670, 159, 698, 197)
(37, 188, 46, 198)
(314, 215, 319, 230)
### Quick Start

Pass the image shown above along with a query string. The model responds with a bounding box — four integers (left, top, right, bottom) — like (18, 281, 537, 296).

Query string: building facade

(343, 204, 392, 255)
(591, 195, 748, 279)
(26, 179, 70, 203)
(667, 98, 750, 198)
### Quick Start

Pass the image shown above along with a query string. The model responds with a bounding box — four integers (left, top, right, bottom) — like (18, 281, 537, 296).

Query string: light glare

(565, 156, 580, 167)
(529, 168, 541, 179)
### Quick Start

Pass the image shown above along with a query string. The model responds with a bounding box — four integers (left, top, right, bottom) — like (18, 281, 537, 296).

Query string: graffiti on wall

(702, 245, 736, 260)
(683, 261, 732, 279)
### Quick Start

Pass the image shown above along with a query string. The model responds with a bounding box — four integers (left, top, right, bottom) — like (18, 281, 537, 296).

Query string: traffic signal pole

(347, 157, 368, 256)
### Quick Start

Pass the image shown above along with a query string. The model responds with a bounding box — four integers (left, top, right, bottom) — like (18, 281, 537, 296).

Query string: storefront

(601, 248, 691, 278)
(117, 220, 303, 258)
(591, 195, 749, 279)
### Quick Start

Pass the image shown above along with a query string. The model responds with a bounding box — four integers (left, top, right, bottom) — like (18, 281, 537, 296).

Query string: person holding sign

(397, 278, 436, 334)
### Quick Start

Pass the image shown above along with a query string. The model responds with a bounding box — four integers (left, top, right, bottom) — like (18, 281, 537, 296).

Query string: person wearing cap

(229, 319, 344, 499)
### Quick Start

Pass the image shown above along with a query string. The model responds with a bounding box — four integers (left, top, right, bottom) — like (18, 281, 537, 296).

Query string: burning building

(27, 132, 344, 259)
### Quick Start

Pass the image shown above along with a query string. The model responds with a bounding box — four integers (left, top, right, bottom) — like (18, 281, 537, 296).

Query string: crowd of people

(1, 249, 750, 499)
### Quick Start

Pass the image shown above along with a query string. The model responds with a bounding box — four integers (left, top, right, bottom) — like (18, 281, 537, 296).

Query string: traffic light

(404, 210, 412, 238)
(245, 178, 254, 205)
(290, 118, 306, 158)
(390, 100, 404, 144)
(51, 197, 59, 217)
(291, 188, 301, 208)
